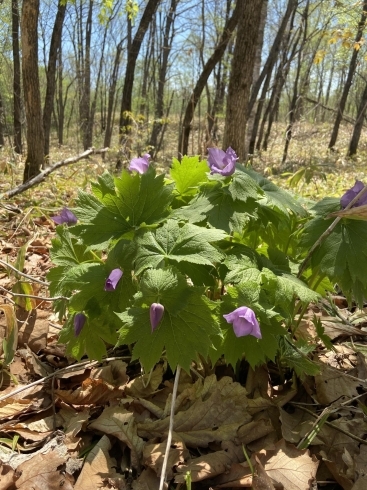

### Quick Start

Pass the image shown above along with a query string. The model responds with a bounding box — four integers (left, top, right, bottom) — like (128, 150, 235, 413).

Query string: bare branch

(1, 147, 109, 199)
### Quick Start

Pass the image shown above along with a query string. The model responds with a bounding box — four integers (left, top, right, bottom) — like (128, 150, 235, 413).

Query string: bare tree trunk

(246, 0, 268, 155)
(21, 0, 45, 183)
(348, 82, 367, 156)
(104, 40, 123, 149)
(179, 2, 238, 157)
(43, 0, 66, 159)
(12, 0, 22, 154)
(329, 0, 367, 149)
(0, 92, 5, 147)
(148, 0, 178, 158)
(248, 0, 297, 155)
(79, 0, 93, 150)
(282, 0, 310, 165)
(118, 0, 162, 147)
(222, 0, 264, 161)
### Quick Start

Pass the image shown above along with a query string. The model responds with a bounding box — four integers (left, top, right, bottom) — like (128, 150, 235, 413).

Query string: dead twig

(0, 356, 130, 403)
(1, 147, 109, 199)
(0, 259, 50, 286)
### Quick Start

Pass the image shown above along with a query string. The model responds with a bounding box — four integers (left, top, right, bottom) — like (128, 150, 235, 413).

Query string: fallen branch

(1, 147, 109, 199)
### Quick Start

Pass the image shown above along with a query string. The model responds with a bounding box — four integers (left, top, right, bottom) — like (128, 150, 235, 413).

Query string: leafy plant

(48, 154, 366, 375)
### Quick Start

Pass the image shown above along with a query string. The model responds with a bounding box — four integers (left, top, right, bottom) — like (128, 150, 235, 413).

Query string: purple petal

(52, 207, 78, 225)
(150, 303, 164, 332)
(340, 180, 366, 208)
(129, 154, 151, 174)
(223, 306, 261, 339)
(207, 147, 237, 176)
(74, 313, 86, 337)
(104, 268, 123, 291)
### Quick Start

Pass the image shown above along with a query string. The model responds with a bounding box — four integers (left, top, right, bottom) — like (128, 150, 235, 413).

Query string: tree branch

(1, 147, 109, 199)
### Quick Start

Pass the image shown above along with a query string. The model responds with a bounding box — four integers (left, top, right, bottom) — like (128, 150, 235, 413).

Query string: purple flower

(340, 180, 367, 208)
(129, 153, 150, 174)
(223, 306, 261, 339)
(74, 313, 86, 337)
(104, 268, 123, 291)
(150, 303, 164, 332)
(207, 147, 238, 176)
(52, 207, 78, 226)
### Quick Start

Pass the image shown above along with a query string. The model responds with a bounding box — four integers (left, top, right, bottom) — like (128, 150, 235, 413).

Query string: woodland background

(1, 0, 367, 182)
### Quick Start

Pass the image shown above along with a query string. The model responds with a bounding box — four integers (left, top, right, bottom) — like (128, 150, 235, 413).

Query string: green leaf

(116, 269, 221, 372)
(204, 185, 257, 233)
(228, 172, 263, 202)
(50, 226, 94, 266)
(73, 167, 174, 248)
(113, 167, 173, 226)
(12, 282, 36, 310)
(216, 284, 285, 368)
(171, 195, 213, 223)
(170, 156, 209, 195)
(60, 313, 118, 361)
(278, 337, 320, 377)
(237, 167, 307, 216)
(1, 305, 18, 366)
(134, 220, 226, 274)
(301, 217, 367, 305)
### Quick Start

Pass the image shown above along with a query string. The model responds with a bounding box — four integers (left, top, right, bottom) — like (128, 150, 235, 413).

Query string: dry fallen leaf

(174, 447, 240, 483)
(132, 468, 167, 490)
(74, 435, 120, 490)
(256, 439, 319, 490)
(15, 447, 72, 489)
(89, 406, 145, 469)
(138, 376, 252, 447)
(144, 438, 188, 479)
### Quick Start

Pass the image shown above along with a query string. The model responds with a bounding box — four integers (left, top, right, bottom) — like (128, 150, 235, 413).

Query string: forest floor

(0, 124, 367, 489)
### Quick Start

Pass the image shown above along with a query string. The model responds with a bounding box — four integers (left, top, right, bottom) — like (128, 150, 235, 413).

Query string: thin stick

(0, 286, 69, 302)
(1, 147, 109, 199)
(0, 356, 130, 403)
(298, 183, 367, 277)
(0, 259, 50, 286)
(159, 365, 181, 490)
(292, 403, 367, 446)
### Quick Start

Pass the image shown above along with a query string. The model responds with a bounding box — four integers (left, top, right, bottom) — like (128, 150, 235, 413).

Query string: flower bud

(104, 269, 123, 291)
(150, 303, 164, 332)
(74, 313, 86, 337)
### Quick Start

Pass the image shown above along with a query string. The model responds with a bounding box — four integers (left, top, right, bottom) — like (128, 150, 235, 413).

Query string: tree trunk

(21, 0, 44, 183)
(148, 0, 178, 158)
(104, 40, 123, 149)
(79, 0, 93, 150)
(179, 2, 239, 157)
(246, 0, 268, 155)
(118, 0, 162, 146)
(329, 0, 367, 149)
(348, 82, 367, 156)
(222, 0, 264, 161)
(12, 0, 22, 154)
(0, 92, 5, 147)
(43, 0, 66, 159)
(248, 0, 297, 155)
(282, 0, 310, 165)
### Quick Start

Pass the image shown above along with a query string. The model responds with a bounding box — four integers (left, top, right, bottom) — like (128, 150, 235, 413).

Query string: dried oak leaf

(144, 437, 188, 479)
(54, 377, 122, 405)
(15, 447, 72, 490)
(132, 468, 167, 490)
(74, 435, 119, 490)
(89, 406, 144, 470)
(138, 375, 252, 447)
(255, 439, 319, 490)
